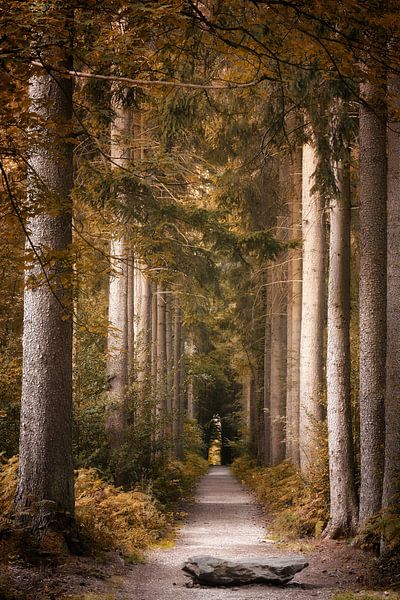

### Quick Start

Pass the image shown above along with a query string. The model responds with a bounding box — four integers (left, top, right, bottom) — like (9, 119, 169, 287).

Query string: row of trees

(1, 0, 400, 557)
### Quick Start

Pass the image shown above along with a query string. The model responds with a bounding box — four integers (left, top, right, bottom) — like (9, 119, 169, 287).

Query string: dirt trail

(114, 466, 373, 600)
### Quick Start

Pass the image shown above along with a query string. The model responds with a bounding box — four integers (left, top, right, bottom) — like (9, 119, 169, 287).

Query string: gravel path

(119, 466, 343, 600)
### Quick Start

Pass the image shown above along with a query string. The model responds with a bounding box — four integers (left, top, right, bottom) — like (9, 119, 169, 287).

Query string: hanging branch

(31, 61, 274, 90)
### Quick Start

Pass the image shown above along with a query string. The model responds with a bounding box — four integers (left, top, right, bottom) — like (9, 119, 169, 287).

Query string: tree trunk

(127, 256, 135, 385)
(262, 279, 271, 466)
(270, 216, 287, 466)
(358, 82, 387, 528)
(299, 141, 326, 476)
(106, 89, 132, 481)
(325, 149, 358, 538)
(381, 73, 400, 554)
(186, 336, 196, 420)
(165, 289, 173, 447)
(15, 35, 76, 538)
(286, 146, 302, 466)
(157, 283, 167, 439)
(173, 296, 183, 459)
(107, 237, 128, 479)
(133, 261, 151, 385)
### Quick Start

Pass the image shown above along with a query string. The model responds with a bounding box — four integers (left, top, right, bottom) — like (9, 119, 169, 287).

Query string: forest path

(115, 466, 361, 600)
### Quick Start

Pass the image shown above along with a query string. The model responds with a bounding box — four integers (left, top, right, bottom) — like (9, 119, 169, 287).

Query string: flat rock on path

(183, 554, 309, 585)
(115, 465, 354, 599)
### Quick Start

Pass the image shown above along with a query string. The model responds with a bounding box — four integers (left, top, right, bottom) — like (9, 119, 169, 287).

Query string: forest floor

(0, 466, 392, 600)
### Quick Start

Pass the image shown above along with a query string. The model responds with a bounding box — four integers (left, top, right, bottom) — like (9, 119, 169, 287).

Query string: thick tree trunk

(15, 40, 75, 537)
(381, 74, 400, 554)
(325, 151, 358, 538)
(299, 142, 326, 476)
(286, 146, 302, 466)
(358, 82, 387, 528)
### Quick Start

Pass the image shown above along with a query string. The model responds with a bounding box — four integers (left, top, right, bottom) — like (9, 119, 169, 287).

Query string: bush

(0, 451, 208, 559)
(75, 469, 167, 558)
(0, 459, 166, 559)
(151, 452, 208, 507)
(231, 452, 329, 539)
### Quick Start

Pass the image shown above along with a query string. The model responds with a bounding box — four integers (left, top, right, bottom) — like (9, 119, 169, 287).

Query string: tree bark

(262, 279, 271, 466)
(15, 30, 76, 537)
(381, 73, 400, 554)
(106, 89, 132, 481)
(133, 261, 151, 385)
(325, 149, 358, 538)
(165, 289, 173, 447)
(286, 146, 302, 466)
(299, 141, 326, 476)
(157, 283, 167, 439)
(173, 296, 184, 459)
(358, 82, 387, 528)
(107, 237, 128, 477)
(127, 255, 135, 385)
(270, 215, 287, 466)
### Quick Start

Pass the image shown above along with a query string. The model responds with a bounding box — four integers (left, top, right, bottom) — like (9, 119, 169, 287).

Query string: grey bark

(262, 280, 271, 466)
(173, 296, 184, 459)
(157, 283, 167, 438)
(127, 256, 135, 384)
(381, 74, 400, 554)
(270, 215, 288, 466)
(325, 149, 358, 538)
(299, 141, 326, 476)
(286, 147, 302, 466)
(165, 289, 173, 446)
(107, 237, 128, 470)
(15, 43, 75, 535)
(358, 82, 387, 528)
(106, 90, 132, 476)
(187, 337, 196, 420)
(133, 261, 151, 385)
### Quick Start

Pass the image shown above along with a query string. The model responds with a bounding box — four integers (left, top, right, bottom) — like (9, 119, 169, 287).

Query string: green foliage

(151, 452, 208, 508)
(73, 329, 109, 472)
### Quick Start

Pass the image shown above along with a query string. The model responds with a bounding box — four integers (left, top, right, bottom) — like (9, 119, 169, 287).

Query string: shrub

(0, 452, 207, 559)
(75, 468, 168, 558)
(231, 452, 329, 539)
(151, 452, 208, 507)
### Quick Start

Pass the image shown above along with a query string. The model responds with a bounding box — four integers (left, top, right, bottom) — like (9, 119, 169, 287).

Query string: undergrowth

(0, 452, 208, 561)
(231, 452, 329, 539)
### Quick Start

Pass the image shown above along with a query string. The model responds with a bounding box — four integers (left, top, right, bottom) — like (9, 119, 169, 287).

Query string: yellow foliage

(231, 454, 329, 539)
(75, 469, 167, 557)
(0, 459, 167, 558)
(0, 456, 18, 514)
(0, 454, 207, 558)
(208, 439, 221, 465)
